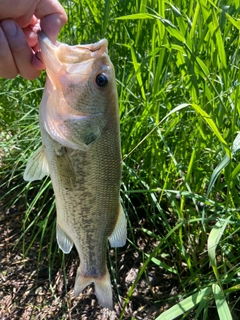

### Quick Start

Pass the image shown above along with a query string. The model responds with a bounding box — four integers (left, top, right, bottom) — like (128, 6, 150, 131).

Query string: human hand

(0, 0, 67, 80)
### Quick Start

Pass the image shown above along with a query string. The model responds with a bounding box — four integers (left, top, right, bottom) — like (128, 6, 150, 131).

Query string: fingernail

(1, 20, 17, 36)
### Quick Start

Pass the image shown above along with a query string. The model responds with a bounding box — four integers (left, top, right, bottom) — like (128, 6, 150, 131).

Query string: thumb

(35, 0, 67, 43)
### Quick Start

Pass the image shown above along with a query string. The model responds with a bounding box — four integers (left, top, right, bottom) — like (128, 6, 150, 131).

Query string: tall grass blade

(206, 154, 230, 198)
(156, 287, 212, 320)
(207, 131, 240, 197)
(212, 284, 233, 320)
(191, 103, 230, 156)
(102, 0, 111, 36)
(232, 131, 240, 155)
(123, 103, 189, 161)
(207, 218, 231, 281)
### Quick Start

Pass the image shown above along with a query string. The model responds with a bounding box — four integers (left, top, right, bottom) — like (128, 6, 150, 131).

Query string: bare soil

(0, 185, 178, 320)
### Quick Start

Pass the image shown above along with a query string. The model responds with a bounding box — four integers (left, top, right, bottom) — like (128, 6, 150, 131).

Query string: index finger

(35, 0, 67, 42)
(0, 20, 40, 80)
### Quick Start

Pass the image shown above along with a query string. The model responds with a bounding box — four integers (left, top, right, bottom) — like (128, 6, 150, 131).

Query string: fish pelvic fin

(56, 222, 74, 254)
(74, 267, 113, 310)
(23, 146, 49, 181)
(108, 203, 127, 247)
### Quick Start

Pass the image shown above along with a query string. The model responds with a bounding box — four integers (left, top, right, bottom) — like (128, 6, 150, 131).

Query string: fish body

(24, 32, 127, 309)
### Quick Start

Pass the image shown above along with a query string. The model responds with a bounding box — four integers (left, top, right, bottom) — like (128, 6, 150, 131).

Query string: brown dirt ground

(0, 184, 179, 320)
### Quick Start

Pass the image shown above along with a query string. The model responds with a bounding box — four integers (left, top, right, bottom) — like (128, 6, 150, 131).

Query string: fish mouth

(38, 31, 108, 67)
(75, 39, 108, 56)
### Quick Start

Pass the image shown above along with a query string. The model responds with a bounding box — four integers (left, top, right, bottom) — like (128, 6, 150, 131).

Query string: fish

(23, 31, 127, 310)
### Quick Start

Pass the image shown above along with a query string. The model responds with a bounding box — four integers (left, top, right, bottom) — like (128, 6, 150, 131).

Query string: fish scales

(24, 32, 127, 310)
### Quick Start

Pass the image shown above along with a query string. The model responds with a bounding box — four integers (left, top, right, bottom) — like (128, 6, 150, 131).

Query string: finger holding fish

(0, 19, 40, 79)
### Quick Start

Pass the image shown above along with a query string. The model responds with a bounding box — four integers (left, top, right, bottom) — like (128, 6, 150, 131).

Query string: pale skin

(0, 0, 67, 80)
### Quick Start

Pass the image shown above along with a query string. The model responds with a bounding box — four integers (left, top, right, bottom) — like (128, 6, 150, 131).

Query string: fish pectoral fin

(108, 203, 127, 247)
(56, 223, 74, 254)
(23, 146, 49, 181)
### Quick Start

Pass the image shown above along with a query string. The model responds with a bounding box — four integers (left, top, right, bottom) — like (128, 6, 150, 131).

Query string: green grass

(0, 0, 240, 319)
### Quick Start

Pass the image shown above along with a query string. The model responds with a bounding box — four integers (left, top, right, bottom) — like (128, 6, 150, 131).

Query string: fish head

(39, 32, 117, 115)
(38, 32, 118, 150)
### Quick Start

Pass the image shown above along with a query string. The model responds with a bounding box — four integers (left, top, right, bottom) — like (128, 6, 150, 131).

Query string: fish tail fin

(74, 267, 113, 310)
(94, 270, 113, 310)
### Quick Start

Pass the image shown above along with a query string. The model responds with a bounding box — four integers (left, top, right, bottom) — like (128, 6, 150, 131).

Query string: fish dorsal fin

(56, 222, 74, 254)
(23, 146, 49, 181)
(108, 203, 127, 247)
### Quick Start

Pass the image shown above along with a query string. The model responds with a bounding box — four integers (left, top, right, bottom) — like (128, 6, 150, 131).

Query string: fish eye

(95, 73, 108, 88)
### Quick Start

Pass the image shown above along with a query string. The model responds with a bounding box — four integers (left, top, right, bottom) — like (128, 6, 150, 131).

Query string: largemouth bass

(24, 32, 127, 310)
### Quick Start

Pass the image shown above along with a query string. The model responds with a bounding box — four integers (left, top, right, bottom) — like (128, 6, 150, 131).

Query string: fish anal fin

(56, 223, 73, 254)
(23, 146, 49, 181)
(108, 203, 127, 248)
(74, 267, 113, 310)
